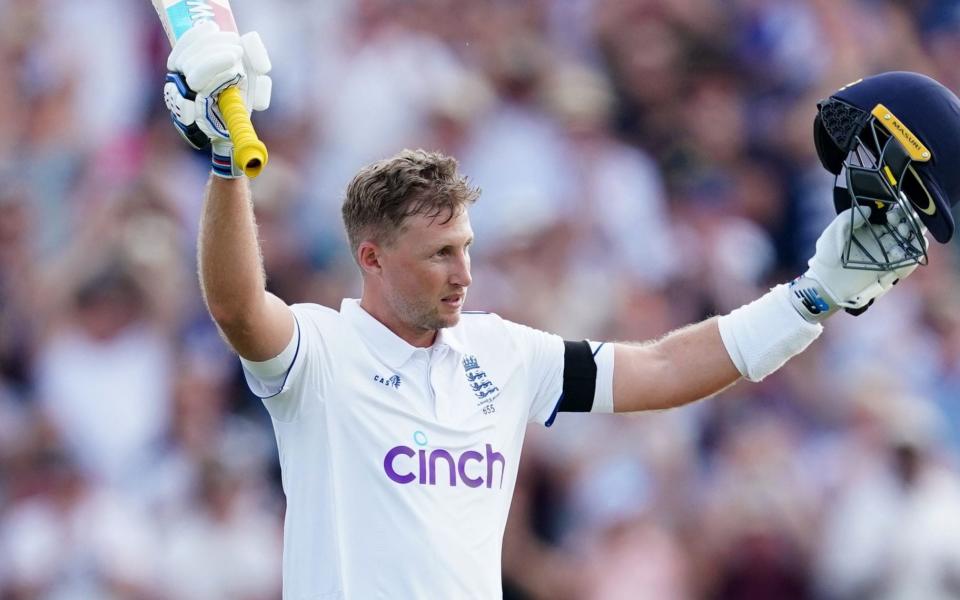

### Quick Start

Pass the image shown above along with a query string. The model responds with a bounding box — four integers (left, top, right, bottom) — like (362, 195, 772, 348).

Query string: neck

(359, 295, 436, 348)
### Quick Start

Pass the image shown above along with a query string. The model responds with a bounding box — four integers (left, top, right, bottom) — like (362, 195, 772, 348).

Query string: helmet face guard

(816, 98, 931, 271)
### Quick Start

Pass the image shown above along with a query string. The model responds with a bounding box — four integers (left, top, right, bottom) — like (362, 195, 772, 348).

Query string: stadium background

(3, 0, 960, 598)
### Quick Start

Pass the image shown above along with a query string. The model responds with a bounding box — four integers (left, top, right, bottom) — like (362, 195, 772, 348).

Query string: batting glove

(789, 205, 927, 323)
(164, 21, 272, 178)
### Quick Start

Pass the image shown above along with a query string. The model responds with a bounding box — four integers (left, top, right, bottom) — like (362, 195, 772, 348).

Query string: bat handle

(217, 86, 268, 178)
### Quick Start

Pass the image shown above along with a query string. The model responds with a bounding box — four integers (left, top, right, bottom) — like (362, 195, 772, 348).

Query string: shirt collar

(340, 299, 466, 367)
(436, 324, 466, 355)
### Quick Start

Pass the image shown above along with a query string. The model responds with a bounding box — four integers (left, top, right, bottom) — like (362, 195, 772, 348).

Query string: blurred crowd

(2, 0, 960, 598)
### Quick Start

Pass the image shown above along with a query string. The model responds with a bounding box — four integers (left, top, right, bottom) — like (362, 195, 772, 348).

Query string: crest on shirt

(462, 355, 500, 414)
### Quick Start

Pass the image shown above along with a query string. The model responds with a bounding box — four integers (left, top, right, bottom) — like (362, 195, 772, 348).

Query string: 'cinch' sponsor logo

(383, 431, 506, 489)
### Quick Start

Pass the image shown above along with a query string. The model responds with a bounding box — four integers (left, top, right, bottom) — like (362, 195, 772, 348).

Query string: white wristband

(717, 284, 823, 382)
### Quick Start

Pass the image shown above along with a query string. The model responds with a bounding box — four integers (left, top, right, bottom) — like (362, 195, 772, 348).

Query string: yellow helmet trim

(905, 164, 937, 216)
(882, 165, 898, 187)
(871, 104, 932, 162)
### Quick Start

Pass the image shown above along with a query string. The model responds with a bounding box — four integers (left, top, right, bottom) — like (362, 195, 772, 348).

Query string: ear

(357, 241, 383, 275)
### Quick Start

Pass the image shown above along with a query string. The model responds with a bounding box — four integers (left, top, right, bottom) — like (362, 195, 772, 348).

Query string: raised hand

(163, 21, 271, 178)
(790, 205, 928, 322)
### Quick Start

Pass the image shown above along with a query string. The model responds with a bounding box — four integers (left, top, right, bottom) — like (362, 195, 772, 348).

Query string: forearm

(169, 22, 292, 360)
(196, 176, 295, 360)
(197, 176, 267, 325)
(613, 318, 741, 412)
(612, 283, 824, 411)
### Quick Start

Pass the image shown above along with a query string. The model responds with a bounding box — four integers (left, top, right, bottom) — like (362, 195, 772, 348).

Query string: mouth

(441, 293, 464, 309)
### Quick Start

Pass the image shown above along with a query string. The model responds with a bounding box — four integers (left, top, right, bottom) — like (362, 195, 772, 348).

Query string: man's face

(376, 209, 473, 336)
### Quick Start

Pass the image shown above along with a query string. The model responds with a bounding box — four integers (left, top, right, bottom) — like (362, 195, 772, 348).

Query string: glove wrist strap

(211, 142, 242, 179)
(788, 275, 839, 323)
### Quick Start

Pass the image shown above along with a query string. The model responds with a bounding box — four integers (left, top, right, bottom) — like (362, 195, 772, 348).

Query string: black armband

(557, 340, 597, 413)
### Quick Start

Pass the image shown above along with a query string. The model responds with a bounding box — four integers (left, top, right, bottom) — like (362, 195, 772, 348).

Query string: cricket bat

(152, 0, 268, 177)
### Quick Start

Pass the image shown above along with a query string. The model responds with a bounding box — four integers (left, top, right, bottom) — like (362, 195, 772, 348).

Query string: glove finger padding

(249, 75, 272, 112)
(168, 23, 241, 69)
(845, 207, 925, 272)
(241, 31, 271, 76)
(240, 32, 272, 111)
(164, 74, 196, 124)
(164, 21, 272, 178)
(183, 45, 244, 97)
(805, 206, 927, 312)
(166, 20, 272, 114)
(164, 72, 209, 150)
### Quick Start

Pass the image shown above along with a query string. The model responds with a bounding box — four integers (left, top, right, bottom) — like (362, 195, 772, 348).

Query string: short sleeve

(497, 319, 616, 426)
(239, 303, 337, 422)
(497, 320, 565, 425)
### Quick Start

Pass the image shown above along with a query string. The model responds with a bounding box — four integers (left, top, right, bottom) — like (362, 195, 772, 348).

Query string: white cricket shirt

(241, 299, 613, 599)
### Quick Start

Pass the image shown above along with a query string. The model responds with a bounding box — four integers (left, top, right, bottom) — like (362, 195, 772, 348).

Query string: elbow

(206, 302, 241, 330)
(200, 277, 266, 330)
(205, 297, 260, 333)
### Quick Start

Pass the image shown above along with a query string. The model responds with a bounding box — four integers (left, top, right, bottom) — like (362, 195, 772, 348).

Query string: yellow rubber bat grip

(217, 86, 268, 178)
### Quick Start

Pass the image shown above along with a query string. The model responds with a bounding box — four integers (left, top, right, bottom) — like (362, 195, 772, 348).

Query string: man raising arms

(164, 23, 956, 600)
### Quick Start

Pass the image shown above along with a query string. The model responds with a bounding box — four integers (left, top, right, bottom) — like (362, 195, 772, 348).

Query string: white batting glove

(163, 21, 272, 178)
(789, 205, 927, 322)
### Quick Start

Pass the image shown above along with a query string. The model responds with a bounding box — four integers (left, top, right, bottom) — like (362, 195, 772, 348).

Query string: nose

(451, 250, 472, 288)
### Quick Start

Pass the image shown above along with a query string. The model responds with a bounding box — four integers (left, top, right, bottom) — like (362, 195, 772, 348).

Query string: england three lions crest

(462, 355, 500, 414)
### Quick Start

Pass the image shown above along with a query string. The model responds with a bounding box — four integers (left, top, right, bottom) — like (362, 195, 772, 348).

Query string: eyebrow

(439, 237, 473, 247)
(430, 238, 473, 254)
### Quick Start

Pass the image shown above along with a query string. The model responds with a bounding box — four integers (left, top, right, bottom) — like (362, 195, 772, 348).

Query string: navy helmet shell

(814, 71, 960, 243)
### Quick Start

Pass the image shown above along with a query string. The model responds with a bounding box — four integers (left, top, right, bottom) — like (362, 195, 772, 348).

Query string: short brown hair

(342, 149, 480, 259)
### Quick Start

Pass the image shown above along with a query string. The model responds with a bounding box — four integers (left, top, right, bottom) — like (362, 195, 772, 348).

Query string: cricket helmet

(813, 71, 960, 270)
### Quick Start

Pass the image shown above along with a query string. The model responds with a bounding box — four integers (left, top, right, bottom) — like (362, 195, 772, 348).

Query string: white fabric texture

(589, 341, 615, 414)
(239, 300, 602, 599)
(239, 316, 300, 398)
(240, 319, 299, 378)
(717, 284, 823, 382)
